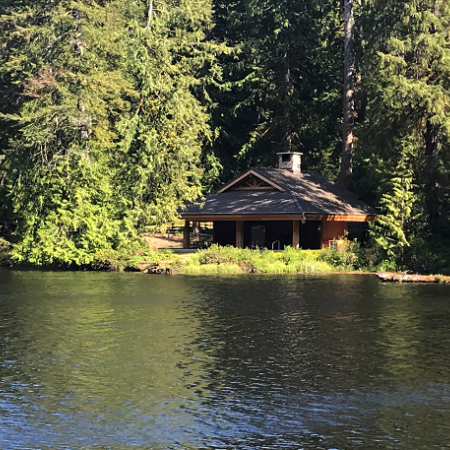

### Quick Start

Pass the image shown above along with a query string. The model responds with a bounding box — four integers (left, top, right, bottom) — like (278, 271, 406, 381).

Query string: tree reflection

(1, 271, 450, 449)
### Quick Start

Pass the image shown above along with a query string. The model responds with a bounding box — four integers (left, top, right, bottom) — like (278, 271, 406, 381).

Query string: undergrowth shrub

(195, 245, 256, 272)
(0, 237, 12, 265)
(91, 241, 181, 271)
(401, 238, 442, 274)
(319, 238, 359, 271)
(186, 245, 334, 274)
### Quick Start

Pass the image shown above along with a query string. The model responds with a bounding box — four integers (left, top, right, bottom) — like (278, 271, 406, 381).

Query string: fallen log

(377, 272, 450, 283)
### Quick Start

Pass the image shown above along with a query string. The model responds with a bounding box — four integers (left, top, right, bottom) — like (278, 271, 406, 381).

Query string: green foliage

(117, 0, 225, 228)
(356, 0, 450, 243)
(191, 244, 257, 272)
(0, 237, 12, 265)
(90, 242, 181, 272)
(0, 0, 221, 266)
(370, 141, 427, 267)
(401, 238, 446, 274)
(185, 245, 333, 274)
(319, 236, 361, 271)
(0, 0, 449, 270)
(0, 237, 11, 253)
(180, 263, 244, 275)
(209, 0, 343, 183)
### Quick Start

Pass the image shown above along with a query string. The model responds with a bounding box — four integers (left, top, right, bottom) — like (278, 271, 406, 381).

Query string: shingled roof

(181, 168, 376, 217)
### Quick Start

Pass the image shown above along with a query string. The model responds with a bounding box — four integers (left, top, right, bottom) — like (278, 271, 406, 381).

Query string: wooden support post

(193, 221, 200, 236)
(236, 220, 244, 248)
(183, 220, 190, 249)
(212, 221, 217, 243)
(292, 220, 300, 248)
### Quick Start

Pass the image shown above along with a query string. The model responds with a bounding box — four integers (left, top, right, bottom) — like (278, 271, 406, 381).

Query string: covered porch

(181, 214, 372, 250)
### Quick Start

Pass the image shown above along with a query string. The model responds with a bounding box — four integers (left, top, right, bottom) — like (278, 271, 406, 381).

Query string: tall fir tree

(0, 1, 134, 265)
(116, 0, 223, 229)
(356, 0, 450, 237)
(0, 0, 220, 265)
(210, 0, 344, 183)
(370, 137, 426, 265)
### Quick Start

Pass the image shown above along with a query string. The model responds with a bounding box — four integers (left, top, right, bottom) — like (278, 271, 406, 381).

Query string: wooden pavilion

(180, 152, 376, 250)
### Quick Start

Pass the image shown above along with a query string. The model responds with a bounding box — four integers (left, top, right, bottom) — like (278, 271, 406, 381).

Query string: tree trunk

(283, 25, 292, 152)
(339, 0, 354, 188)
(425, 120, 438, 157)
(425, 119, 439, 223)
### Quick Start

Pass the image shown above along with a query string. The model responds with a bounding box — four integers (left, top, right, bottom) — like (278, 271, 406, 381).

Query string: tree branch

(145, 0, 153, 30)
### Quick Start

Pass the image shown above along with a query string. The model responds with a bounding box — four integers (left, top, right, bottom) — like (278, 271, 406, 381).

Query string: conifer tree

(370, 138, 427, 265)
(210, 0, 343, 182)
(357, 0, 450, 236)
(116, 0, 222, 228)
(0, 1, 133, 265)
(0, 0, 220, 265)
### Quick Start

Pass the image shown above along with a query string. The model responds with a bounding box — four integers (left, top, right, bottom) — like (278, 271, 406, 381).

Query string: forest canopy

(0, 0, 449, 270)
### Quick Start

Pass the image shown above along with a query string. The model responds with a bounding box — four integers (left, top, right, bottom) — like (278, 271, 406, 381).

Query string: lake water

(0, 271, 450, 449)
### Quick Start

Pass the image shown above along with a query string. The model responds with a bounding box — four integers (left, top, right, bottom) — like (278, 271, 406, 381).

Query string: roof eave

(180, 213, 377, 222)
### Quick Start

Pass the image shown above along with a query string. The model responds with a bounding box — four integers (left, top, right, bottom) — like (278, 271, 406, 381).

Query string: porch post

(321, 220, 326, 249)
(236, 220, 244, 248)
(193, 221, 200, 237)
(183, 220, 190, 249)
(292, 220, 300, 248)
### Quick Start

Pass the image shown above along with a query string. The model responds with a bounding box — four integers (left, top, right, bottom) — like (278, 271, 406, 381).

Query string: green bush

(0, 237, 12, 265)
(184, 245, 334, 275)
(401, 238, 442, 274)
(0, 238, 12, 253)
(359, 237, 450, 274)
(319, 237, 360, 271)
(90, 241, 182, 272)
(195, 245, 257, 272)
(295, 260, 334, 273)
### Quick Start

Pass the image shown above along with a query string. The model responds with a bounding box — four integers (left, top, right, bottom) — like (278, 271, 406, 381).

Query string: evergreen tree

(116, 0, 222, 228)
(356, 0, 450, 236)
(0, 0, 220, 265)
(210, 0, 343, 182)
(370, 138, 426, 265)
(0, 1, 133, 265)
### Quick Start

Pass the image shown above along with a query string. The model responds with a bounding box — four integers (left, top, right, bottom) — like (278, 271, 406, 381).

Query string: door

(251, 224, 266, 249)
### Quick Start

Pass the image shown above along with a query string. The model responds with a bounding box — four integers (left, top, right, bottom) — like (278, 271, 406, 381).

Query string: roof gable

(217, 169, 285, 193)
(181, 167, 377, 218)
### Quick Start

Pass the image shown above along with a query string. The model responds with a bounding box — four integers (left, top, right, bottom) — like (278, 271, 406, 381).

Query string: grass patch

(180, 263, 244, 275)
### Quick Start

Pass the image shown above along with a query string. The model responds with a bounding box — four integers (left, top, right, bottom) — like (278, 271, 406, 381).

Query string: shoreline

(2, 245, 450, 283)
(377, 272, 450, 284)
(3, 264, 450, 284)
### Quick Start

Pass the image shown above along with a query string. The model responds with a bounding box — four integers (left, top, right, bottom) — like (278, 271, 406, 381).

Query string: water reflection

(0, 271, 450, 449)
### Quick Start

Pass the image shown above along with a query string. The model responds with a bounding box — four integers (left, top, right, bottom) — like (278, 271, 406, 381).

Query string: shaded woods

(0, 0, 450, 272)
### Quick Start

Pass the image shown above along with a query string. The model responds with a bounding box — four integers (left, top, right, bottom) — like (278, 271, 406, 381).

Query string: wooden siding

(321, 221, 348, 249)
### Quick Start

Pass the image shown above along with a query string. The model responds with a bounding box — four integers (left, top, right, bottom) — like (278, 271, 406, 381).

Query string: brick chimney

(277, 152, 302, 174)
